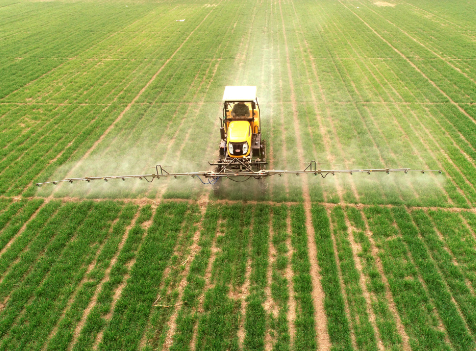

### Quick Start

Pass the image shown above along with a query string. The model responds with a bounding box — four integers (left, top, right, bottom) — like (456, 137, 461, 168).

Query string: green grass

(1, 0, 476, 349)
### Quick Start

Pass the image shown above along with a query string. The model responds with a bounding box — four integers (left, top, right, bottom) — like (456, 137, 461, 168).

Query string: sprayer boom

(35, 161, 442, 187)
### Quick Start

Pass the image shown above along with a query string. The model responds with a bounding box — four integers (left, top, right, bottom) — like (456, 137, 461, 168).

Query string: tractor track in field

(327, 207, 358, 349)
(356, 56, 456, 203)
(408, 210, 476, 345)
(278, 0, 330, 349)
(0, 199, 48, 259)
(67, 209, 139, 350)
(423, 104, 476, 164)
(264, 212, 278, 351)
(402, 105, 476, 204)
(330, 16, 476, 199)
(323, 9, 473, 205)
(19, 106, 111, 196)
(315, 13, 404, 204)
(93, 208, 152, 350)
(324, 24, 427, 203)
(147, 0, 246, 200)
(189, 217, 221, 351)
(361, 0, 476, 87)
(285, 211, 297, 347)
(338, 1, 476, 127)
(287, 0, 353, 203)
(159, 196, 208, 350)
(0, 9, 161, 103)
(344, 214, 385, 350)
(57, 3, 222, 193)
(3, 195, 476, 213)
(392, 214, 455, 347)
(147, 60, 222, 199)
(125, 61, 211, 198)
(360, 209, 412, 350)
(43, 215, 120, 350)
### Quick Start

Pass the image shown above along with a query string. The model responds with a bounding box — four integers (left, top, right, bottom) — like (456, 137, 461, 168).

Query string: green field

(1, 0, 476, 349)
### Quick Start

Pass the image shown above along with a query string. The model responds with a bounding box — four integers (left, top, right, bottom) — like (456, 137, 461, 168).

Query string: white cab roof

(222, 86, 257, 101)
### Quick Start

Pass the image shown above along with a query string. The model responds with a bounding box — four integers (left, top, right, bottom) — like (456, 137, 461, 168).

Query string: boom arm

(35, 161, 442, 186)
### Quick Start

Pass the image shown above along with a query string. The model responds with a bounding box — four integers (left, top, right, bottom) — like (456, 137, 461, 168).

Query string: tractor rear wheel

(260, 140, 266, 160)
(212, 166, 222, 196)
(258, 178, 268, 194)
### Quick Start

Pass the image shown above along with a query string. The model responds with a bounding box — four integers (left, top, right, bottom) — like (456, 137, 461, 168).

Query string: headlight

(228, 143, 233, 154)
(243, 142, 248, 154)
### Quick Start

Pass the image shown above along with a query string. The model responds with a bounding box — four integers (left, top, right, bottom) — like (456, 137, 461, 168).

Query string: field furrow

(2, 1, 476, 349)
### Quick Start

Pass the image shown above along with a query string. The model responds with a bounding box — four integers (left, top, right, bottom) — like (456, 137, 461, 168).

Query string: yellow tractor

(36, 86, 442, 189)
(216, 86, 266, 170)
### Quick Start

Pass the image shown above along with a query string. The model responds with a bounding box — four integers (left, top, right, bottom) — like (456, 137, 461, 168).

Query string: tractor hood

(228, 121, 250, 142)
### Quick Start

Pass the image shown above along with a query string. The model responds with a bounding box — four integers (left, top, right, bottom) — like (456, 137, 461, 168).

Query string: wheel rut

(278, 0, 330, 349)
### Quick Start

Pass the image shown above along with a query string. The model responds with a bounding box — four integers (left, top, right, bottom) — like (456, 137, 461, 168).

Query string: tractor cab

(220, 86, 265, 161)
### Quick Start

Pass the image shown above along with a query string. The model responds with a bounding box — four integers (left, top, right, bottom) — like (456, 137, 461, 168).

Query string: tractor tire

(212, 166, 222, 196)
(260, 140, 266, 160)
(212, 178, 221, 196)
(258, 178, 268, 194)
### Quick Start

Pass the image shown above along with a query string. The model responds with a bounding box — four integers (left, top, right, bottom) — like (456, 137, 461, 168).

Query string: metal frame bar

(35, 161, 442, 187)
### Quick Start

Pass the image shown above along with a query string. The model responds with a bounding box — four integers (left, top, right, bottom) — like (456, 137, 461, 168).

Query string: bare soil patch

(374, 2, 396, 7)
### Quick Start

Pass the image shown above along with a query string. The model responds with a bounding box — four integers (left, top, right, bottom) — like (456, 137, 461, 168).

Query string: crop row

(0, 200, 128, 349)
(2, 198, 476, 349)
(269, 0, 476, 206)
(0, 1, 155, 99)
(2, 1, 261, 200)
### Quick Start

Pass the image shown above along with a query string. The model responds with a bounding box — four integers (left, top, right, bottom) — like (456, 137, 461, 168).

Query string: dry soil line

(403, 106, 474, 205)
(264, 211, 278, 351)
(459, 213, 476, 249)
(344, 214, 384, 350)
(424, 105, 476, 165)
(287, 0, 353, 203)
(58, 4, 221, 186)
(363, 1, 476, 87)
(285, 210, 297, 347)
(44, 214, 118, 351)
(356, 57, 454, 203)
(0, 199, 49, 259)
(237, 211, 254, 349)
(402, 2, 467, 31)
(139, 205, 193, 348)
(93, 207, 153, 350)
(360, 209, 411, 350)
(421, 209, 466, 269)
(278, 1, 330, 349)
(189, 218, 222, 351)
(327, 208, 358, 349)
(392, 218, 454, 347)
(68, 208, 141, 350)
(339, 1, 476, 126)
(161, 195, 209, 351)
(423, 209, 476, 297)
(1, 9, 160, 102)
(407, 210, 476, 345)
(6, 194, 476, 213)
